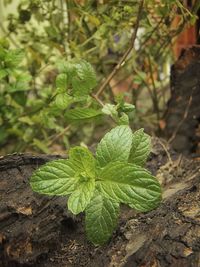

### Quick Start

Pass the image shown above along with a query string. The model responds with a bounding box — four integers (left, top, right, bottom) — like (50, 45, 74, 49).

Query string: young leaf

(122, 103, 135, 113)
(97, 161, 161, 211)
(30, 159, 79, 195)
(96, 125, 132, 167)
(68, 178, 95, 215)
(85, 192, 119, 245)
(56, 73, 68, 90)
(69, 146, 96, 178)
(118, 113, 129, 125)
(55, 93, 72, 110)
(72, 60, 97, 96)
(65, 108, 102, 121)
(102, 103, 118, 117)
(129, 129, 151, 166)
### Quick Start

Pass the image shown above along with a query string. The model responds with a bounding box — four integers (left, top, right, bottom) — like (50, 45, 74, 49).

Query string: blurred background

(0, 0, 200, 155)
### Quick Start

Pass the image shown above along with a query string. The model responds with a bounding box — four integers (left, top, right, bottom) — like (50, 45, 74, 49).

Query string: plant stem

(95, 0, 144, 98)
(90, 93, 104, 107)
(48, 125, 71, 146)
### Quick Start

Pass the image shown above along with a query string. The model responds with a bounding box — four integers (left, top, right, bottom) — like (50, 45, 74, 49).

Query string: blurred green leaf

(65, 108, 102, 121)
(56, 73, 68, 90)
(55, 93, 73, 110)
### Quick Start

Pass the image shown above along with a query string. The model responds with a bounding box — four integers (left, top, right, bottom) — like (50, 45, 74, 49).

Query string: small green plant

(30, 125, 161, 245)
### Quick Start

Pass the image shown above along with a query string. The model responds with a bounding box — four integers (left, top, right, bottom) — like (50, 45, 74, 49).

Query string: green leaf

(9, 73, 31, 92)
(18, 116, 34, 125)
(56, 73, 68, 90)
(65, 108, 102, 121)
(5, 49, 24, 67)
(129, 129, 151, 166)
(72, 60, 97, 96)
(122, 103, 135, 113)
(96, 125, 132, 167)
(56, 60, 76, 75)
(69, 146, 96, 177)
(118, 113, 129, 125)
(97, 161, 161, 212)
(30, 159, 79, 195)
(55, 93, 72, 110)
(33, 138, 49, 153)
(68, 178, 95, 215)
(0, 69, 8, 80)
(85, 192, 119, 245)
(102, 104, 118, 117)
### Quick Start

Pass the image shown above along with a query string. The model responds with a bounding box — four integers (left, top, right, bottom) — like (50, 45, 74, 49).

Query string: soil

(0, 140, 200, 267)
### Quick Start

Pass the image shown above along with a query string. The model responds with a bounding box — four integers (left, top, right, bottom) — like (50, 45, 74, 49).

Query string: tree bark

(163, 46, 200, 155)
(0, 146, 199, 267)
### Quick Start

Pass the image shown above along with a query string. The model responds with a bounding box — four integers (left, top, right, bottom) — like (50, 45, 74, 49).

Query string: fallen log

(0, 144, 199, 267)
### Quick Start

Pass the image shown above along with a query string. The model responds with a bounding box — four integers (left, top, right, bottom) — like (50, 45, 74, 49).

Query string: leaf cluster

(0, 0, 198, 153)
(30, 125, 161, 245)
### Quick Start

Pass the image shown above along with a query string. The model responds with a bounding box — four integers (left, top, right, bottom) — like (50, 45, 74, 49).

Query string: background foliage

(0, 0, 198, 154)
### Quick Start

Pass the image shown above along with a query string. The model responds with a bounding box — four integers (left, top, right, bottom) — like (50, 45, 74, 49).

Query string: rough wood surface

(0, 154, 78, 267)
(0, 144, 200, 267)
(163, 46, 200, 154)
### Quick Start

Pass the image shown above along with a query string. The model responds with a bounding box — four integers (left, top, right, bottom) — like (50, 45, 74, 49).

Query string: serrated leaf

(56, 73, 68, 90)
(55, 93, 72, 110)
(56, 60, 76, 75)
(69, 146, 96, 178)
(85, 192, 119, 245)
(65, 108, 102, 121)
(30, 159, 79, 195)
(96, 125, 132, 167)
(97, 161, 161, 211)
(68, 178, 95, 215)
(72, 60, 97, 96)
(129, 129, 151, 166)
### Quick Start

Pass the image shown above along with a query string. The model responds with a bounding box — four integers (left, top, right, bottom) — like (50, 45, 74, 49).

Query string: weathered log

(0, 145, 200, 267)
(0, 154, 79, 267)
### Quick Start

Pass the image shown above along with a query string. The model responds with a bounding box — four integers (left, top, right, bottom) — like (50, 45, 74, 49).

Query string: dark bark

(0, 154, 78, 267)
(0, 147, 199, 267)
(163, 46, 200, 155)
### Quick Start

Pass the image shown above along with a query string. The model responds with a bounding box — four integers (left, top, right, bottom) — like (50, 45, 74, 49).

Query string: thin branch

(90, 93, 104, 107)
(147, 55, 160, 122)
(48, 125, 71, 146)
(158, 139, 173, 166)
(95, 0, 144, 98)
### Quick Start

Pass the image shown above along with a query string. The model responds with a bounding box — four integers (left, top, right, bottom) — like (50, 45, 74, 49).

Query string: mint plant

(30, 125, 161, 245)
